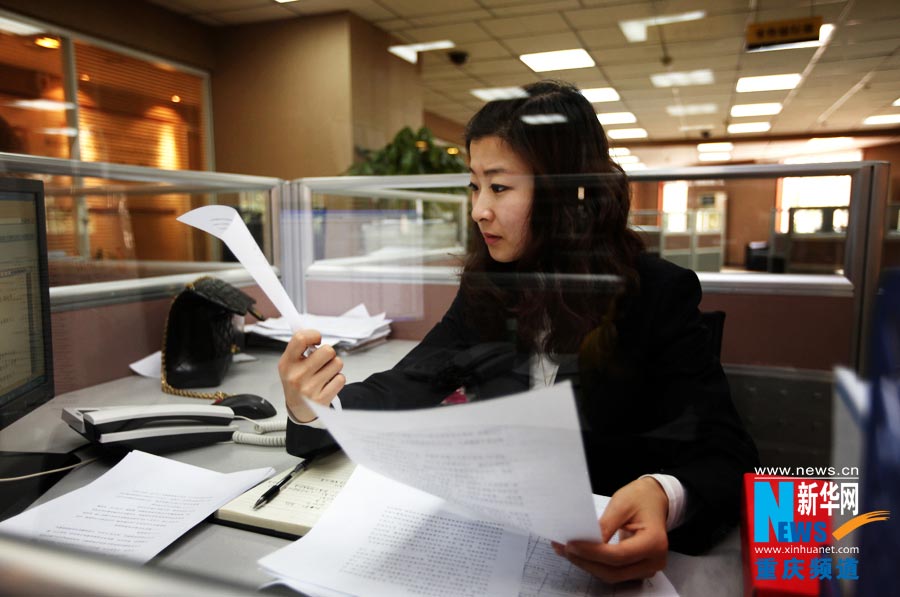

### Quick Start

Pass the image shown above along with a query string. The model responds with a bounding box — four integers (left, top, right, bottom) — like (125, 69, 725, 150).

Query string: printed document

(261, 470, 677, 597)
(0, 451, 273, 563)
(307, 381, 602, 543)
(260, 466, 530, 597)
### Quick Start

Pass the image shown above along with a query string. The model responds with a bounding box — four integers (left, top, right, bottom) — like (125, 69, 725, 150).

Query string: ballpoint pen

(253, 459, 313, 510)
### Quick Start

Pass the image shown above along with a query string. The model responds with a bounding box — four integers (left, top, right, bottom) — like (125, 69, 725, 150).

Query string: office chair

(700, 310, 726, 359)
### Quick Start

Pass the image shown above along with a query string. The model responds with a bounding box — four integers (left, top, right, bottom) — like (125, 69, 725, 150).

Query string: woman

(280, 80, 758, 582)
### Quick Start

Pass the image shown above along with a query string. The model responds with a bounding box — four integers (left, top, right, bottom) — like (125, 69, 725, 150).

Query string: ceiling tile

(373, 0, 482, 17)
(490, 0, 582, 18)
(578, 25, 629, 49)
(502, 31, 584, 54)
(463, 57, 534, 76)
(480, 13, 571, 37)
(403, 22, 493, 43)
(407, 9, 494, 27)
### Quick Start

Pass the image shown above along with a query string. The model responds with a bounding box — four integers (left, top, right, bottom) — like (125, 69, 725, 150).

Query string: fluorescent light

(38, 127, 77, 136)
(621, 163, 648, 171)
(666, 103, 717, 116)
(619, 11, 706, 42)
(806, 137, 854, 151)
(747, 24, 834, 53)
(697, 142, 733, 152)
(388, 40, 455, 64)
(6, 99, 74, 111)
(727, 122, 771, 133)
(893, 98, 900, 107)
(519, 49, 594, 72)
(0, 15, 43, 35)
(613, 155, 641, 164)
(679, 124, 715, 132)
(607, 128, 648, 139)
(597, 112, 636, 125)
(736, 73, 801, 92)
(651, 69, 714, 88)
(698, 152, 731, 161)
(581, 87, 619, 103)
(863, 114, 900, 125)
(609, 147, 631, 156)
(274, 0, 299, 2)
(470, 87, 528, 101)
(730, 103, 782, 117)
(521, 113, 567, 125)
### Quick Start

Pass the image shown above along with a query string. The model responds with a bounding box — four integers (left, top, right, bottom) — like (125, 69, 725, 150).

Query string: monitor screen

(0, 177, 52, 428)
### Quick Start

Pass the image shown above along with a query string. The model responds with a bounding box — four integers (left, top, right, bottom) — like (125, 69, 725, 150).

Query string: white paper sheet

(307, 382, 602, 544)
(260, 466, 530, 597)
(0, 451, 274, 563)
(129, 350, 256, 378)
(177, 205, 303, 331)
(520, 495, 678, 597)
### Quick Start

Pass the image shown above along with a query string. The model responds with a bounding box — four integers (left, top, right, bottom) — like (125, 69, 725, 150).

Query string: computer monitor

(0, 177, 52, 428)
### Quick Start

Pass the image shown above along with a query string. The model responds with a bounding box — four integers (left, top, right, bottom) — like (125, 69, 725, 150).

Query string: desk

(0, 340, 743, 596)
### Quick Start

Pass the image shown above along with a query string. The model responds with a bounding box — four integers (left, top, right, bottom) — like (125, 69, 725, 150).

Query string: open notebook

(214, 450, 356, 539)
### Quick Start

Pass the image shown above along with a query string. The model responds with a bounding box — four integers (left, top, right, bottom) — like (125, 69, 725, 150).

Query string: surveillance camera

(701, 130, 712, 139)
(448, 50, 469, 66)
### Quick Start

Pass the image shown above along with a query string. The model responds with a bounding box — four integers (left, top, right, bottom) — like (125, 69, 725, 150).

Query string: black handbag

(161, 277, 265, 399)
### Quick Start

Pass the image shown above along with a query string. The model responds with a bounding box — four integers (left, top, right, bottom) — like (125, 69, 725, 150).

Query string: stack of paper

(246, 304, 391, 353)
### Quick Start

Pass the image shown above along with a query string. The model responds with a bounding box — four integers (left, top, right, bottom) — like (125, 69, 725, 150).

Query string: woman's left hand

(552, 477, 669, 583)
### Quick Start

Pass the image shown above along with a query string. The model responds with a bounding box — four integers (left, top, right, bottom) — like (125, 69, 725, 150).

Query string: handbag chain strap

(159, 289, 231, 401)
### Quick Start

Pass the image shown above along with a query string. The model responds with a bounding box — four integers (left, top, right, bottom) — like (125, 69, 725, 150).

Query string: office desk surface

(1, 340, 742, 596)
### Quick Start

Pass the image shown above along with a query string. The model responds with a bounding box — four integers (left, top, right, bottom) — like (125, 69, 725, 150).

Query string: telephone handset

(62, 404, 289, 451)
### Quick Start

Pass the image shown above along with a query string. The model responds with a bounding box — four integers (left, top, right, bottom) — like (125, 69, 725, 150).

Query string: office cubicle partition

(288, 162, 891, 467)
(0, 152, 284, 392)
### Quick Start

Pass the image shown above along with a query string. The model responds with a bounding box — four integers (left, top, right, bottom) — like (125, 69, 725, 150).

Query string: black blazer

(287, 255, 758, 554)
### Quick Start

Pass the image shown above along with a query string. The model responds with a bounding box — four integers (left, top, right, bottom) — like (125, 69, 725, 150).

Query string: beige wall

(0, 0, 215, 69)
(424, 110, 466, 147)
(349, 14, 422, 157)
(211, 14, 354, 179)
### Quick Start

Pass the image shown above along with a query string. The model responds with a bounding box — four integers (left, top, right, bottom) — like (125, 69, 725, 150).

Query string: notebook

(213, 450, 356, 539)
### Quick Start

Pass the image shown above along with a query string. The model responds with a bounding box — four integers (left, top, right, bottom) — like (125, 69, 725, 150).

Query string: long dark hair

(461, 80, 644, 355)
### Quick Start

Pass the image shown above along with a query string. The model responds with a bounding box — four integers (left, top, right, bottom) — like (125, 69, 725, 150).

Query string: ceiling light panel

(581, 87, 619, 103)
(863, 114, 900, 125)
(613, 155, 641, 164)
(607, 128, 648, 139)
(597, 112, 637, 125)
(519, 49, 594, 72)
(0, 15, 43, 35)
(470, 87, 528, 101)
(893, 98, 900, 107)
(728, 122, 771, 133)
(666, 103, 717, 116)
(651, 69, 714, 88)
(730, 103, 783, 117)
(609, 148, 631, 156)
(736, 73, 802, 92)
(697, 142, 734, 152)
(388, 40, 455, 64)
(618, 11, 706, 43)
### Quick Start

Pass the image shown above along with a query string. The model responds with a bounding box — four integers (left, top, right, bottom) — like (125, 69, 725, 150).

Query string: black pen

(253, 459, 313, 510)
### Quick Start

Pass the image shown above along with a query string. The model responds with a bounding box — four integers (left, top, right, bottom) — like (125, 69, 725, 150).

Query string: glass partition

(288, 162, 890, 370)
(0, 152, 281, 303)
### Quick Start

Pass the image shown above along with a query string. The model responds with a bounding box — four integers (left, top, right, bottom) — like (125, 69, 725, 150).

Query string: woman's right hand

(278, 329, 345, 423)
